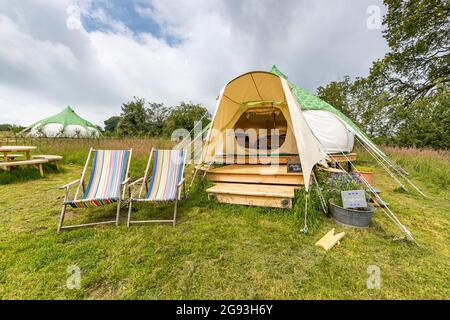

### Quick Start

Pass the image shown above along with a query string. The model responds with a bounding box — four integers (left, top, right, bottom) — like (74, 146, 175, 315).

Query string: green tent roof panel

(270, 65, 386, 157)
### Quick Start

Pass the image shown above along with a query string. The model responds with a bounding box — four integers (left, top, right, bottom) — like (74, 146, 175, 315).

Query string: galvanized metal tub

(329, 199, 376, 228)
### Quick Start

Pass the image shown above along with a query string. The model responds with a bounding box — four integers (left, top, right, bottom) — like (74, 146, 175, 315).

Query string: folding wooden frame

(127, 148, 187, 227)
(57, 148, 132, 233)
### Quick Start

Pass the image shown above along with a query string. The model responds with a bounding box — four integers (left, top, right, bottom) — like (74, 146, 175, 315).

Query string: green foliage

(317, 76, 354, 118)
(147, 102, 170, 137)
(163, 102, 210, 137)
(376, 0, 450, 101)
(317, 77, 395, 137)
(394, 88, 450, 149)
(0, 124, 26, 133)
(117, 97, 149, 136)
(316, 0, 450, 149)
(104, 116, 121, 133)
(111, 98, 209, 138)
(293, 186, 327, 234)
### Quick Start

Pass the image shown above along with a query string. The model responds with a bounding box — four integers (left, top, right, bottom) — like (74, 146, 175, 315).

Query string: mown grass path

(0, 160, 449, 299)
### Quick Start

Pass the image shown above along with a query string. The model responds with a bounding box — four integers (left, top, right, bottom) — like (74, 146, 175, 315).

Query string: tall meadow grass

(1, 132, 448, 190)
(354, 144, 449, 190)
(0, 134, 176, 182)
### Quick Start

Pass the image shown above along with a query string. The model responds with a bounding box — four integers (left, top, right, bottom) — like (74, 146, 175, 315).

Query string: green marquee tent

(22, 106, 101, 138)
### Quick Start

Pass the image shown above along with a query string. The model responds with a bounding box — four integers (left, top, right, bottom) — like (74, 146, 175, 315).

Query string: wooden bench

(0, 154, 24, 161)
(0, 159, 49, 176)
(32, 155, 63, 171)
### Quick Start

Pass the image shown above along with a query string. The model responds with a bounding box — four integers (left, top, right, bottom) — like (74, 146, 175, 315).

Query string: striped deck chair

(57, 148, 132, 232)
(127, 148, 186, 227)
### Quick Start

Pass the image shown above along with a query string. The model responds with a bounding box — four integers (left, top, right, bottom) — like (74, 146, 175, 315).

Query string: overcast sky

(0, 0, 388, 127)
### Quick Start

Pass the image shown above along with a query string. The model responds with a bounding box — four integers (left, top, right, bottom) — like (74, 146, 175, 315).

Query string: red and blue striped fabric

(67, 150, 129, 208)
(136, 149, 185, 202)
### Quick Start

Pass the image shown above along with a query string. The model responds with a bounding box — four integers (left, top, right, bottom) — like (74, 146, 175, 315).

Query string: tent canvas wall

(22, 106, 101, 138)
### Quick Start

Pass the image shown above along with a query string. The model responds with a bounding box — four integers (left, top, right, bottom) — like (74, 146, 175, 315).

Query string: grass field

(0, 137, 449, 299)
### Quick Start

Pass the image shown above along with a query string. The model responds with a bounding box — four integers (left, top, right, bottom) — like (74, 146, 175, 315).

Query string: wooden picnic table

(0, 146, 36, 161)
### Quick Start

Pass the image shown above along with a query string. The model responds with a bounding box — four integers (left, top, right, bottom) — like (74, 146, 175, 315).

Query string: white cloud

(0, 0, 388, 127)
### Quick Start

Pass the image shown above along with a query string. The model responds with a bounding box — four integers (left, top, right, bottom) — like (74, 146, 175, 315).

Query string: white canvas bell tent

(198, 69, 417, 241)
(201, 71, 330, 192)
(196, 68, 419, 241)
(22, 106, 101, 138)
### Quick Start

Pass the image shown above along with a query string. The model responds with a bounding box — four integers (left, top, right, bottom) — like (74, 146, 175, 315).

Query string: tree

(104, 116, 121, 133)
(163, 102, 210, 137)
(394, 87, 450, 149)
(369, 0, 450, 101)
(317, 76, 354, 119)
(0, 124, 25, 132)
(315, 0, 450, 149)
(147, 102, 169, 137)
(117, 97, 149, 136)
(0, 124, 13, 131)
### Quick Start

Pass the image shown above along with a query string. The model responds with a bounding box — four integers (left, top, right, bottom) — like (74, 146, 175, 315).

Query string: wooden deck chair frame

(127, 148, 187, 227)
(57, 148, 132, 233)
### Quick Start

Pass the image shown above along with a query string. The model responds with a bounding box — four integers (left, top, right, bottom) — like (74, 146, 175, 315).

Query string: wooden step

(207, 183, 297, 208)
(207, 164, 304, 185)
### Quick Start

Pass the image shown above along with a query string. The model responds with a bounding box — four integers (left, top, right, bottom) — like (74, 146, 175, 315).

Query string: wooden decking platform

(207, 182, 297, 208)
(206, 164, 303, 208)
(207, 164, 304, 185)
(205, 153, 357, 209)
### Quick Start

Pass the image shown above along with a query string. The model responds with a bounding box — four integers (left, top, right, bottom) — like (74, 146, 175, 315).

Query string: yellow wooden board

(208, 164, 302, 176)
(207, 164, 305, 185)
(207, 183, 296, 198)
(315, 228, 346, 251)
(207, 173, 304, 185)
(320, 167, 347, 174)
(214, 193, 292, 209)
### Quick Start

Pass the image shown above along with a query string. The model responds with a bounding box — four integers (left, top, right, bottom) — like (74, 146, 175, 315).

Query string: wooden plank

(0, 159, 48, 167)
(207, 165, 305, 185)
(320, 167, 347, 174)
(0, 154, 23, 159)
(315, 228, 346, 251)
(0, 146, 36, 152)
(328, 153, 357, 162)
(207, 173, 304, 185)
(214, 193, 292, 209)
(208, 164, 301, 176)
(207, 183, 296, 198)
(32, 155, 63, 171)
(32, 155, 63, 161)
